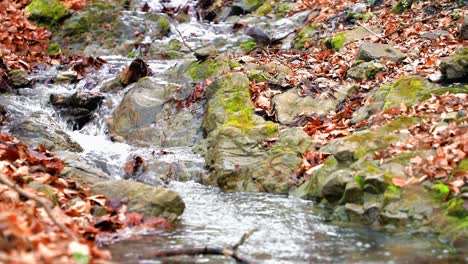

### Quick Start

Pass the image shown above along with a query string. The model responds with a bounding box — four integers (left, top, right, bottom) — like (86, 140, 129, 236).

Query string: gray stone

(112, 77, 202, 147)
(194, 45, 218, 61)
(339, 181, 363, 204)
(363, 174, 388, 194)
(272, 81, 352, 125)
(9, 111, 83, 152)
(358, 42, 406, 63)
(347, 61, 385, 81)
(232, 0, 266, 12)
(91, 180, 185, 222)
(440, 48, 468, 81)
(320, 169, 354, 203)
(421, 30, 450, 40)
(351, 3, 367, 13)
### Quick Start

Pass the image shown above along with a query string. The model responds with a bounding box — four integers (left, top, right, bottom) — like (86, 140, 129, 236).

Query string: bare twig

(171, 24, 196, 53)
(146, 229, 257, 263)
(355, 21, 384, 41)
(150, 247, 252, 264)
(0, 172, 78, 241)
(232, 228, 257, 251)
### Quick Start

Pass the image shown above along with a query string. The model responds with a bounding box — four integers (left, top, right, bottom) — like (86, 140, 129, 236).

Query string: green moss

(169, 39, 182, 51)
(323, 32, 346, 51)
(278, 3, 292, 12)
(240, 41, 257, 52)
(157, 17, 171, 36)
(447, 198, 466, 218)
(376, 76, 434, 110)
(26, 0, 69, 28)
(247, 69, 271, 82)
(378, 116, 420, 133)
(354, 174, 365, 188)
(47, 43, 61, 55)
(256, 3, 272, 15)
(127, 50, 137, 58)
(294, 24, 317, 49)
(355, 12, 373, 21)
(432, 183, 450, 202)
(184, 59, 230, 81)
(383, 185, 401, 204)
(391, 0, 414, 14)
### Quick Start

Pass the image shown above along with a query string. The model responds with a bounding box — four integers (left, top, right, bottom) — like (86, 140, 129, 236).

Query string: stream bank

(1, 0, 467, 262)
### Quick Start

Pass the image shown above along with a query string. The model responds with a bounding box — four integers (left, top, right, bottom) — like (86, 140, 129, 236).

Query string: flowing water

(1, 0, 466, 263)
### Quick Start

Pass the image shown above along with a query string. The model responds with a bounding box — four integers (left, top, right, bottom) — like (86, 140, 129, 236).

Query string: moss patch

(240, 41, 257, 52)
(294, 24, 317, 49)
(256, 3, 272, 15)
(26, 0, 69, 28)
(157, 17, 171, 36)
(324, 32, 346, 51)
(47, 43, 61, 55)
(184, 58, 231, 81)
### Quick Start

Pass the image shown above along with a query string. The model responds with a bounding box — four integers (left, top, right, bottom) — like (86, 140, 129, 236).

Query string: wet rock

(320, 169, 354, 203)
(272, 81, 352, 125)
(440, 48, 468, 82)
(112, 77, 201, 147)
(100, 59, 151, 92)
(194, 45, 218, 61)
(358, 42, 406, 63)
(347, 61, 385, 81)
(339, 181, 363, 204)
(50, 92, 105, 130)
(9, 111, 83, 152)
(462, 15, 468, 40)
(141, 157, 207, 185)
(91, 180, 185, 222)
(58, 151, 111, 186)
(53, 3, 170, 56)
(55, 70, 78, 84)
(363, 174, 388, 194)
(8, 70, 31, 88)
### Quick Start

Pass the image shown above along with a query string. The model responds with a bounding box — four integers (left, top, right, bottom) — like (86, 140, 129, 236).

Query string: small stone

(351, 3, 367, 13)
(440, 48, 468, 81)
(347, 61, 385, 81)
(358, 42, 406, 63)
(194, 45, 218, 61)
(55, 70, 78, 84)
(8, 70, 31, 88)
(442, 112, 458, 122)
(421, 30, 450, 40)
(363, 174, 387, 194)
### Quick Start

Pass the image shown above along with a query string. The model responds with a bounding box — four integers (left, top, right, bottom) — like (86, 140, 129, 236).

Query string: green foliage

(354, 174, 364, 188)
(431, 183, 450, 201)
(294, 24, 317, 49)
(256, 3, 273, 15)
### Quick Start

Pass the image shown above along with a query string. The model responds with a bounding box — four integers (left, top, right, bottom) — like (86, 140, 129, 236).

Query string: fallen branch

(146, 228, 257, 263)
(171, 23, 196, 53)
(0, 171, 79, 241)
(150, 247, 252, 263)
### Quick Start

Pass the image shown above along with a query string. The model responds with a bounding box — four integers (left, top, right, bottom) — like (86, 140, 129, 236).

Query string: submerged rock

(91, 180, 185, 222)
(9, 111, 83, 152)
(8, 70, 31, 88)
(50, 92, 105, 130)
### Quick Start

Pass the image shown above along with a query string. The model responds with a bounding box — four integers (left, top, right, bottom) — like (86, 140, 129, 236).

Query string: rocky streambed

(1, 0, 467, 263)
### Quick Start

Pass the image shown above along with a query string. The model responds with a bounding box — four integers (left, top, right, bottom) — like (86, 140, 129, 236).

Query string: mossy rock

(240, 40, 257, 52)
(184, 57, 231, 81)
(440, 47, 468, 81)
(294, 24, 318, 49)
(26, 0, 69, 28)
(233, 0, 267, 13)
(391, 0, 414, 14)
(347, 61, 385, 81)
(374, 76, 438, 110)
(91, 180, 185, 222)
(323, 32, 346, 51)
(256, 3, 273, 15)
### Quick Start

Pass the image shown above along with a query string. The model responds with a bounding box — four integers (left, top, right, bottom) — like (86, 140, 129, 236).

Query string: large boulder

(9, 111, 83, 152)
(91, 180, 185, 222)
(58, 153, 184, 222)
(26, 0, 69, 28)
(111, 77, 202, 147)
(202, 72, 313, 193)
(358, 42, 406, 63)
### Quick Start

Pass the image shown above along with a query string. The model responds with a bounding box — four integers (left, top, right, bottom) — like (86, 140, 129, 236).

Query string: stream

(1, 0, 466, 263)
